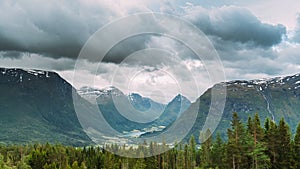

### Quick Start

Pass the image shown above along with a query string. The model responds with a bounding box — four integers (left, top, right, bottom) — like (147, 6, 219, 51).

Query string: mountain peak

(216, 73, 300, 91)
(103, 85, 119, 91)
(0, 67, 91, 145)
(173, 94, 190, 103)
(0, 68, 58, 83)
(78, 86, 124, 104)
(100, 86, 123, 95)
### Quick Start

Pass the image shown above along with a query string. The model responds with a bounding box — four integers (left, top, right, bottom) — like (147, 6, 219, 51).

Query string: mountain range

(184, 73, 300, 141)
(0, 67, 299, 145)
(0, 68, 92, 146)
(78, 86, 191, 134)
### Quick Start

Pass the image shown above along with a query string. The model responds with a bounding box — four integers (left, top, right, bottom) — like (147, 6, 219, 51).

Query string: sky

(1, 0, 300, 103)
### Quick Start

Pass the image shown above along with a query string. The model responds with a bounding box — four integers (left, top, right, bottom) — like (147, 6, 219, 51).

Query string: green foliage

(294, 123, 300, 168)
(0, 113, 298, 168)
(227, 112, 248, 169)
(200, 129, 213, 168)
(277, 118, 292, 167)
(211, 133, 225, 169)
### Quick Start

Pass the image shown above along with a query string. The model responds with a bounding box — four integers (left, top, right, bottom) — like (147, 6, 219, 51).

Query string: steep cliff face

(0, 68, 91, 146)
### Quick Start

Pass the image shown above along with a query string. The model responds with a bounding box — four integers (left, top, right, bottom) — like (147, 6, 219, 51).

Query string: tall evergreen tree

(200, 129, 212, 168)
(293, 123, 300, 168)
(227, 112, 248, 169)
(276, 118, 292, 168)
(176, 143, 184, 169)
(189, 135, 196, 168)
(264, 118, 278, 168)
(247, 113, 269, 169)
(211, 133, 225, 169)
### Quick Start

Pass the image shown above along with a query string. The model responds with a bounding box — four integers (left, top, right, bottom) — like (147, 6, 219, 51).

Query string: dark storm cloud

(104, 35, 149, 64)
(209, 36, 277, 61)
(184, 6, 286, 47)
(0, 0, 286, 64)
(104, 34, 199, 65)
(0, 0, 115, 59)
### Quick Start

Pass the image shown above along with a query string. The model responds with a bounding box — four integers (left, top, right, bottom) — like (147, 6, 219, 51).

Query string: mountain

(151, 94, 191, 126)
(78, 86, 165, 116)
(2, 67, 299, 146)
(86, 86, 191, 135)
(184, 73, 300, 141)
(129, 93, 157, 112)
(78, 86, 123, 104)
(0, 68, 92, 146)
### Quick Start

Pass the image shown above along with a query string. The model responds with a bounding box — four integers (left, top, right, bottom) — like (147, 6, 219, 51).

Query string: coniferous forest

(1, 112, 300, 169)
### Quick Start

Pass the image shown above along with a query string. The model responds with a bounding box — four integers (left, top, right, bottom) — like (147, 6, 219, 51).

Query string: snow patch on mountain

(78, 86, 124, 103)
(0, 68, 54, 84)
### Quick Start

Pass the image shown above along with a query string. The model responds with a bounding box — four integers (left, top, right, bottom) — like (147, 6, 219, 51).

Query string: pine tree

(276, 118, 292, 168)
(247, 113, 270, 169)
(189, 135, 196, 168)
(183, 144, 190, 169)
(294, 123, 300, 168)
(200, 129, 212, 168)
(133, 158, 146, 169)
(264, 118, 278, 168)
(249, 113, 264, 142)
(264, 118, 270, 132)
(176, 143, 184, 169)
(227, 112, 247, 169)
(211, 133, 225, 169)
(144, 143, 158, 169)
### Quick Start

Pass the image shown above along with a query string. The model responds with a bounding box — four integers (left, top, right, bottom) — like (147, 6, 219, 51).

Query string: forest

(1, 112, 300, 169)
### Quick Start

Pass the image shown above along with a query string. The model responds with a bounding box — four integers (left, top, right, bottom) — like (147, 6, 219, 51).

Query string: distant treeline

(1, 112, 300, 169)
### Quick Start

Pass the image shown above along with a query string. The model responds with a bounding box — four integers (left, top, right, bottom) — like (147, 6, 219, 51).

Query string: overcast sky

(1, 0, 300, 103)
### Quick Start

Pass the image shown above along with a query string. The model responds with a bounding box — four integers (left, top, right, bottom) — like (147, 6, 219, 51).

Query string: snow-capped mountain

(80, 85, 192, 133)
(0, 68, 92, 145)
(1, 68, 52, 83)
(182, 73, 300, 142)
(78, 86, 166, 115)
(220, 73, 300, 91)
(78, 86, 123, 104)
(1, 67, 299, 144)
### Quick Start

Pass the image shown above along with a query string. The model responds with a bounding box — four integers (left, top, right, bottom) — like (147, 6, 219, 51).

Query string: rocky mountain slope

(185, 73, 300, 141)
(0, 68, 92, 146)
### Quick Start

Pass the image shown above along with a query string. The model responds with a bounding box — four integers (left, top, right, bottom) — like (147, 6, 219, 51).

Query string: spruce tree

(227, 112, 246, 169)
(247, 113, 269, 169)
(277, 118, 292, 168)
(211, 133, 225, 169)
(200, 129, 212, 168)
(293, 123, 300, 168)
(189, 135, 196, 168)
(264, 118, 278, 168)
